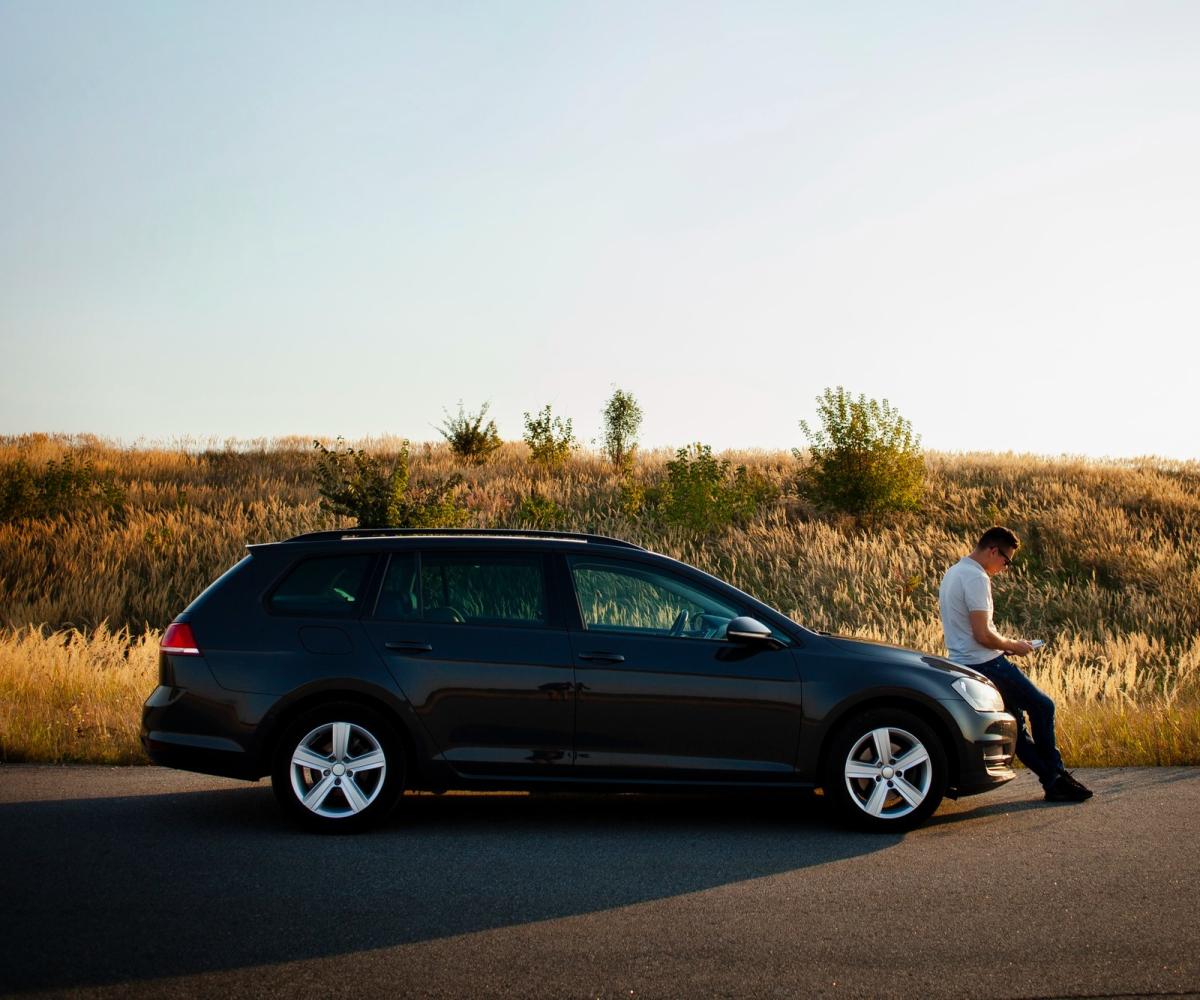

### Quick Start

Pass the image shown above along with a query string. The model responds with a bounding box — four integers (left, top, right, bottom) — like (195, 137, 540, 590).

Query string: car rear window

(268, 554, 374, 617)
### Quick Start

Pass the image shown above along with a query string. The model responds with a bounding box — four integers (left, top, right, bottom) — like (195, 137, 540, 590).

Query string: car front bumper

(948, 712, 1018, 798)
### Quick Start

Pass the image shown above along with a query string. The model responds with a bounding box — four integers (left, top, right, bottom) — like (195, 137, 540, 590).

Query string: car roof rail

(282, 527, 645, 549)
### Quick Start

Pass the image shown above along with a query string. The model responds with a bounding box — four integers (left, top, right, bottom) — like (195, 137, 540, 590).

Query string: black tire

(271, 702, 405, 833)
(824, 708, 947, 832)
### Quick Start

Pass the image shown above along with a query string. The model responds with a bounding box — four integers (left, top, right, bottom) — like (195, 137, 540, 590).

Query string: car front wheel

(825, 708, 946, 832)
(271, 703, 404, 832)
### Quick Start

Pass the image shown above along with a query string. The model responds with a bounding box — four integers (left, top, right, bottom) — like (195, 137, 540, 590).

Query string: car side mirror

(726, 616, 783, 649)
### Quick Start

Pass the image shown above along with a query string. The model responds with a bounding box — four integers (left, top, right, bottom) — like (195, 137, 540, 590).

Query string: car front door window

(569, 558, 743, 640)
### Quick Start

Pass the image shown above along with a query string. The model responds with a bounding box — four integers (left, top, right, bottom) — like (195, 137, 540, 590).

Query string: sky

(2, 1, 1198, 459)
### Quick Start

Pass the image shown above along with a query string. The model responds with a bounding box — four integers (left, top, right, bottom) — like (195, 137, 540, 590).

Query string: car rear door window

(418, 553, 547, 627)
(374, 552, 420, 620)
(268, 554, 374, 617)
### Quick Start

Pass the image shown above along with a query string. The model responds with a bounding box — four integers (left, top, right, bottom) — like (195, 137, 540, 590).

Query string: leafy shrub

(601, 387, 643, 470)
(795, 387, 924, 516)
(515, 491, 565, 529)
(617, 475, 646, 519)
(522, 404, 576, 468)
(438, 401, 502, 464)
(0, 455, 125, 523)
(312, 438, 468, 528)
(652, 443, 777, 534)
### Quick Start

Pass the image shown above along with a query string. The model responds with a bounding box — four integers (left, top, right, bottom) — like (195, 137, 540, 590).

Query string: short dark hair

(977, 526, 1020, 552)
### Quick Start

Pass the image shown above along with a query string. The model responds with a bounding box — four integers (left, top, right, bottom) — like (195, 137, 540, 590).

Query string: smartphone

(1029, 639, 1046, 649)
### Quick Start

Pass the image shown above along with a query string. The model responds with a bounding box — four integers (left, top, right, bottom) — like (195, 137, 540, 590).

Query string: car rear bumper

(141, 683, 266, 781)
(141, 728, 260, 781)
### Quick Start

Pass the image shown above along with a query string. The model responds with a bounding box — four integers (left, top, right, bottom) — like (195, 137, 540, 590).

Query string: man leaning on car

(938, 526, 1092, 803)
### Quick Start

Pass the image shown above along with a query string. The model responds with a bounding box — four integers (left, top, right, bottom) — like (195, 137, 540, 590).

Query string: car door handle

(384, 640, 433, 653)
(577, 651, 625, 663)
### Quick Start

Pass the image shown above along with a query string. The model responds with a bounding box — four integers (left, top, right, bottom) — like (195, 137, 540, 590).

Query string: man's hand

(969, 612, 1034, 656)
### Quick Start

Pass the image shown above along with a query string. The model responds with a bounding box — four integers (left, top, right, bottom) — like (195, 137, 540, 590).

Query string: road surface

(1, 765, 1198, 998)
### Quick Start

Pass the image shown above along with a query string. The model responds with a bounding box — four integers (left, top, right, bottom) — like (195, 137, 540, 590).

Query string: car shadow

(924, 795, 1050, 826)
(0, 785, 899, 992)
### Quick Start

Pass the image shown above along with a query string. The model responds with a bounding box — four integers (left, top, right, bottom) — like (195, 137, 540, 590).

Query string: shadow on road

(1, 785, 896, 992)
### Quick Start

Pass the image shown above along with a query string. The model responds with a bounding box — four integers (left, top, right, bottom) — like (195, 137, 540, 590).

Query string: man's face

(986, 544, 1015, 576)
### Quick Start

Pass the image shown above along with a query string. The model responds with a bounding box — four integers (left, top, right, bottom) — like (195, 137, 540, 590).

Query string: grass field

(2, 433, 1198, 766)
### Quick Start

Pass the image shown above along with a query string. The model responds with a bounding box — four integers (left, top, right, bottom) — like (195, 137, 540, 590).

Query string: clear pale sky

(2, 2, 1198, 458)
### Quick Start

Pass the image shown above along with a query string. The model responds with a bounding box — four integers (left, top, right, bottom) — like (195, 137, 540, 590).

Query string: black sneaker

(1044, 773, 1092, 802)
(1059, 771, 1094, 799)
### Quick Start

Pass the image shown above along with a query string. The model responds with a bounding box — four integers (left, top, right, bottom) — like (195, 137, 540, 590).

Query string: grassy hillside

(1, 433, 1198, 766)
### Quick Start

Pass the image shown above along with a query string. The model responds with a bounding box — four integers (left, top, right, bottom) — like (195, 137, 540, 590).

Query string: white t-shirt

(938, 556, 996, 666)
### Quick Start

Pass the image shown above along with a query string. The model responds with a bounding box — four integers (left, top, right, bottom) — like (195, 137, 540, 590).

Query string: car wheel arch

(255, 686, 420, 783)
(816, 694, 961, 794)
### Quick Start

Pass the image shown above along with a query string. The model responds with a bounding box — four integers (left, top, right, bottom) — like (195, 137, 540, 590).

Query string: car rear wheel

(271, 703, 404, 832)
(825, 708, 946, 832)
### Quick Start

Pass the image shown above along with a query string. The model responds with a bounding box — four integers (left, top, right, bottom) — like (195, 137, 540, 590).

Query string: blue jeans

(972, 655, 1065, 787)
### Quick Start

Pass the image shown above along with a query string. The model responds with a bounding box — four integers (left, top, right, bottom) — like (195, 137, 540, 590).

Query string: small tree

(654, 443, 777, 534)
(522, 404, 576, 468)
(313, 438, 469, 528)
(601, 387, 643, 470)
(795, 387, 924, 516)
(438, 400, 502, 464)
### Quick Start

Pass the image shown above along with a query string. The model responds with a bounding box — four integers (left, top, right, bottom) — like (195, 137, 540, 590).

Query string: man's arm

(969, 611, 1034, 657)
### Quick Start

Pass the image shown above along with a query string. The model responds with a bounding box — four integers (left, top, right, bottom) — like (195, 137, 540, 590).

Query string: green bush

(522, 404, 576, 468)
(0, 454, 125, 523)
(617, 475, 646, 520)
(601, 387, 643, 470)
(652, 444, 777, 534)
(795, 386, 924, 516)
(515, 491, 566, 529)
(438, 401, 502, 464)
(312, 438, 469, 529)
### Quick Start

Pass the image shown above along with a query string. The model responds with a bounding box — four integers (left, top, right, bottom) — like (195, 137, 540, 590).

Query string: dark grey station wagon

(142, 528, 1017, 831)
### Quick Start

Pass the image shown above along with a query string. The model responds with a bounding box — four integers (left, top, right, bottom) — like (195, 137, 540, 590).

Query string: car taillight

(161, 622, 201, 656)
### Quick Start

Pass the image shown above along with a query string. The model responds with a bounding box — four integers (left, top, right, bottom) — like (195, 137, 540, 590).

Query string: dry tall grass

(2, 433, 1198, 766)
(0, 624, 158, 764)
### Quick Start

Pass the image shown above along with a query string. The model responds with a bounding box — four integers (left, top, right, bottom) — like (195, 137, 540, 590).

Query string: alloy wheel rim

(289, 721, 388, 818)
(843, 726, 932, 820)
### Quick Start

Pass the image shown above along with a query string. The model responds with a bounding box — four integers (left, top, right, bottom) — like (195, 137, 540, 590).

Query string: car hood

(821, 633, 989, 682)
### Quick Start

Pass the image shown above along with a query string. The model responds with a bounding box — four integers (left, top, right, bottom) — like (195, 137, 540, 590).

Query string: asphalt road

(1, 766, 1198, 999)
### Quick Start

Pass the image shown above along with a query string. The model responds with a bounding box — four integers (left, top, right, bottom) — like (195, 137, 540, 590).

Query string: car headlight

(952, 676, 1005, 713)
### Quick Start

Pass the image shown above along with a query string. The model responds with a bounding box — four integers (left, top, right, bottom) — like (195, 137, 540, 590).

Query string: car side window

(268, 554, 374, 617)
(418, 553, 546, 627)
(568, 557, 744, 639)
(374, 552, 420, 620)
